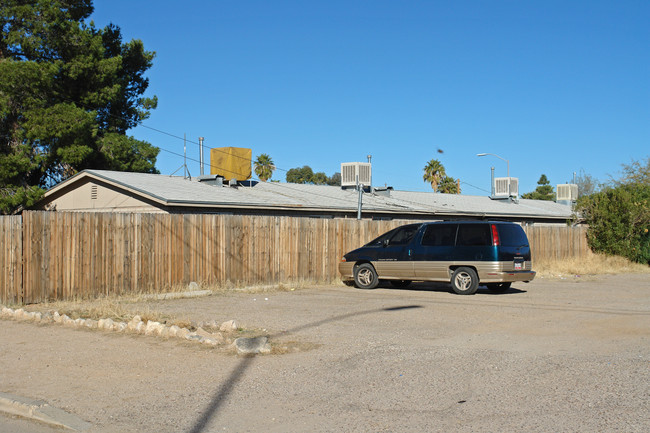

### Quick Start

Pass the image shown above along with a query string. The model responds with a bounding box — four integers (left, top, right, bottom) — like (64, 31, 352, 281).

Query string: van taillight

(491, 224, 500, 246)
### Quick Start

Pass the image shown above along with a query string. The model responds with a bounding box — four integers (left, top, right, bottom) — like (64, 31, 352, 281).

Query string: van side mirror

(383, 239, 390, 247)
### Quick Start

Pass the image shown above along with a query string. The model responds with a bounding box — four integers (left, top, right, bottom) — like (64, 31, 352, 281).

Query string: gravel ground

(1, 274, 649, 432)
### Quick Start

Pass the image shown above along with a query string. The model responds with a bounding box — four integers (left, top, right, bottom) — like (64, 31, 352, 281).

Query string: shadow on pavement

(480, 287, 527, 295)
(187, 304, 423, 433)
(383, 281, 528, 295)
(187, 356, 254, 433)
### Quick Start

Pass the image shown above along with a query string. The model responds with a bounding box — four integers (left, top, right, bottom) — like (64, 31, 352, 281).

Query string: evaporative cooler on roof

(341, 162, 371, 187)
(493, 177, 519, 198)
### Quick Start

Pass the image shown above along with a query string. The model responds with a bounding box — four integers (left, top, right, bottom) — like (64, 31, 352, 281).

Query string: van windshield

(365, 224, 421, 247)
(365, 228, 398, 246)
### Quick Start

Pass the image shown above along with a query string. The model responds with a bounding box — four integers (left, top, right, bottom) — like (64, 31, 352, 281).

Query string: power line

(54, 97, 487, 202)
(55, 96, 263, 176)
(134, 128, 492, 204)
(49, 99, 369, 206)
(460, 181, 491, 194)
(156, 144, 395, 209)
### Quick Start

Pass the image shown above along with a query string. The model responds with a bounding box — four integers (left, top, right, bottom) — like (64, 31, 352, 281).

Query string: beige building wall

(42, 180, 165, 213)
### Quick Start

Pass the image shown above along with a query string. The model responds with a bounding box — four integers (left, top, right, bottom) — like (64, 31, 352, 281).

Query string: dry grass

(134, 278, 336, 297)
(270, 341, 323, 355)
(194, 278, 337, 294)
(24, 297, 189, 328)
(535, 253, 650, 278)
(19, 279, 330, 327)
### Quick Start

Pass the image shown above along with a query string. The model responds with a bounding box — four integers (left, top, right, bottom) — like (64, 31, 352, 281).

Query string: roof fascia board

(429, 209, 569, 220)
(165, 200, 568, 219)
(163, 200, 433, 215)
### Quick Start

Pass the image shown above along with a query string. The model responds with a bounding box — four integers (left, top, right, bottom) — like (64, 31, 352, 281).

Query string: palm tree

(254, 154, 275, 182)
(422, 159, 446, 192)
(438, 176, 461, 194)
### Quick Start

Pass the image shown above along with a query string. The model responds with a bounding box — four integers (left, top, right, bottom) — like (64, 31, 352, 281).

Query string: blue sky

(90, 0, 649, 195)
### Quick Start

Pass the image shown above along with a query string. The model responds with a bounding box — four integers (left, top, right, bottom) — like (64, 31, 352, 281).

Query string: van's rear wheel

(354, 263, 379, 289)
(486, 282, 511, 293)
(451, 267, 479, 295)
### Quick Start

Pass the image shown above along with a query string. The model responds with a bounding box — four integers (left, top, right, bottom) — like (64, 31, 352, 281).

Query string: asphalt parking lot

(1, 274, 649, 432)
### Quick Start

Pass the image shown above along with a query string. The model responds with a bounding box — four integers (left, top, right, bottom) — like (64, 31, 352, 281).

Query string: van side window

(457, 224, 491, 246)
(497, 224, 529, 247)
(421, 225, 457, 247)
(389, 225, 419, 245)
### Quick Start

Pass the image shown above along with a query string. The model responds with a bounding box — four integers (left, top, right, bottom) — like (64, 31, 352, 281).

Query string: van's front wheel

(354, 263, 379, 289)
(451, 267, 479, 295)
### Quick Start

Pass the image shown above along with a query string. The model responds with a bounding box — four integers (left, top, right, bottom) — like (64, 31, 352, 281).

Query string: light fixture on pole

(476, 153, 509, 179)
(477, 152, 514, 198)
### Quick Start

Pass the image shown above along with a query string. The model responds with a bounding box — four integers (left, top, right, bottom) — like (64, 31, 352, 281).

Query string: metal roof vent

(341, 162, 371, 188)
(372, 186, 393, 197)
(197, 175, 225, 187)
(493, 177, 518, 198)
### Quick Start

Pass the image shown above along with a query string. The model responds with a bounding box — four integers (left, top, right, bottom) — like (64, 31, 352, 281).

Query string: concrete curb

(0, 392, 90, 431)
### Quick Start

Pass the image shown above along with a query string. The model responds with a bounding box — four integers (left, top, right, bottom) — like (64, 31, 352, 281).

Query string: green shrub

(579, 183, 650, 265)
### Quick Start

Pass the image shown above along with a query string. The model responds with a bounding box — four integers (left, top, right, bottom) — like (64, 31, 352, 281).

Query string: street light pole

(477, 153, 509, 178)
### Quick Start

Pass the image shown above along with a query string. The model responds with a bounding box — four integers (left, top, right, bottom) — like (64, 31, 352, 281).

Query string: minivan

(338, 221, 535, 295)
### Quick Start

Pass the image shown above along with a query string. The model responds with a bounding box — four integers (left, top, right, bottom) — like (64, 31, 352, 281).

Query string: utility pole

(357, 175, 363, 220)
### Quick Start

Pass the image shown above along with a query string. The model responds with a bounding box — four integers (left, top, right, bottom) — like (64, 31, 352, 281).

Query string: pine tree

(0, 0, 159, 213)
(522, 174, 555, 200)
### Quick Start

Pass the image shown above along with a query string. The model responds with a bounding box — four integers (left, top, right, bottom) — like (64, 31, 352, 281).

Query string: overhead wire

(53, 95, 273, 178)
(103, 121, 379, 208)
(460, 181, 491, 194)
(52, 96, 484, 207)
(123, 124, 489, 206)
(84, 106, 381, 206)
(154, 142, 401, 209)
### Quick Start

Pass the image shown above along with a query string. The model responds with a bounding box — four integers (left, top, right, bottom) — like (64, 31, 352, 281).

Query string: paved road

(1, 274, 649, 432)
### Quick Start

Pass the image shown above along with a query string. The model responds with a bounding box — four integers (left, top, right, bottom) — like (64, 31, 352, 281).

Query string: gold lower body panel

(339, 261, 535, 283)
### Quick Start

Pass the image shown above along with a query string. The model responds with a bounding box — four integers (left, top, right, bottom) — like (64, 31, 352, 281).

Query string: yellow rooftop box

(210, 147, 252, 180)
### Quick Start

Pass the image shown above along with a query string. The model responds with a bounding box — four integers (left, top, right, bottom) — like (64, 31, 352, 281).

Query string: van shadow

(479, 286, 527, 295)
(380, 281, 527, 295)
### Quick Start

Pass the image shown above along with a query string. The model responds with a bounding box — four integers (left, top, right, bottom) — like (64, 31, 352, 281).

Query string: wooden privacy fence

(524, 225, 590, 262)
(0, 216, 22, 305)
(1, 212, 590, 304)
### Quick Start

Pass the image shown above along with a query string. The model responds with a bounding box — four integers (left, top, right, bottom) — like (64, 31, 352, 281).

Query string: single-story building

(33, 169, 576, 225)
